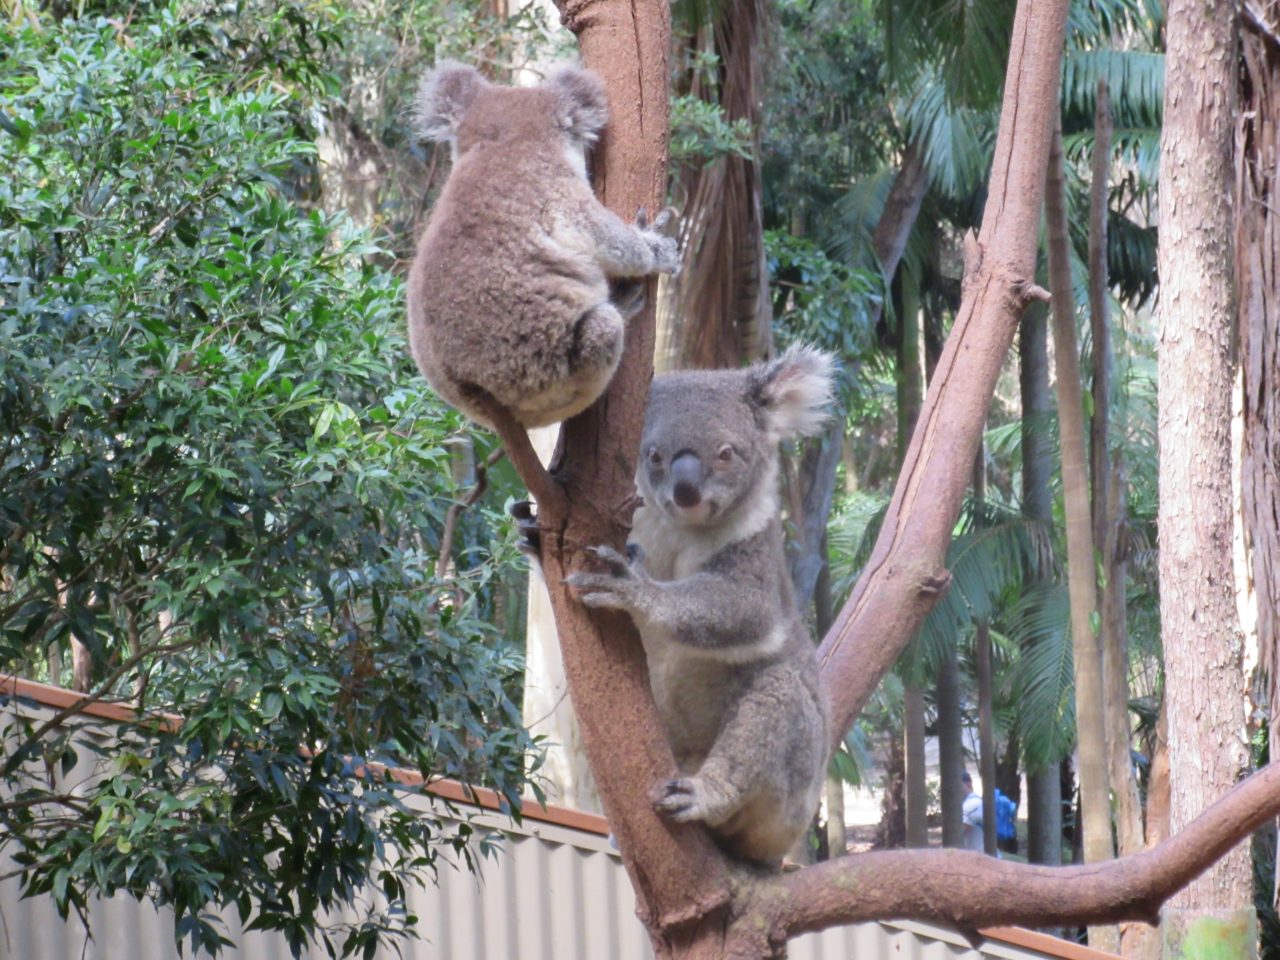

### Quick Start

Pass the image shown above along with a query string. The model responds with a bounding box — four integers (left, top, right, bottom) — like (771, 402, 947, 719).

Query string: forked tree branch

(774, 761, 1280, 937)
(816, 0, 1071, 746)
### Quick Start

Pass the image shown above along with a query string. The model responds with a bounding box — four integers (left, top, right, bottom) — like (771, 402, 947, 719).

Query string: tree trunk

(514, 0, 1280, 951)
(904, 682, 929, 847)
(1159, 0, 1254, 953)
(1239, 0, 1280, 828)
(1088, 81, 1144, 863)
(936, 642, 966, 848)
(1020, 300, 1064, 870)
(1089, 81, 1149, 958)
(817, 0, 1068, 742)
(976, 619, 998, 857)
(898, 269, 928, 850)
(664, 0, 770, 370)
(1046, 121, 1118, 953)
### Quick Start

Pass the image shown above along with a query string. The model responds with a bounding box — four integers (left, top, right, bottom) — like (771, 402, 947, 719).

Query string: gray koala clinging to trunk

(406, 62, 680, 429)
(566, 344, 834, 864)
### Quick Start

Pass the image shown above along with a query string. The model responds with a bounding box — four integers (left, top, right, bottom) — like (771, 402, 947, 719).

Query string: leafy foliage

(0, 5, 535, 955)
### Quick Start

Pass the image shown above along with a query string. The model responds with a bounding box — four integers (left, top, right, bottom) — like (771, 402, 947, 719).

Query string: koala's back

(407, 147, 609, 422)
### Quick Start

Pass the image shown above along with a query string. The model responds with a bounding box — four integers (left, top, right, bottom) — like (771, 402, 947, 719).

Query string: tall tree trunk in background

(897, 271, 929, 849)
(1159, 0, 1255, 954)
(1020, 300, 1063, 868)
(1239, 0, 1280, 820)
(903, 683, 928, 847)
(973, 452, 998, 857)
(936, 642, 965, 847)
(1089, 78, 1150, 960)
(815, 549, 848, 858)
(1046, 123, 1118, 953)
(976, 617, 998, 857)
(867, 145, 929, 333)
(663, 0, 770, 370)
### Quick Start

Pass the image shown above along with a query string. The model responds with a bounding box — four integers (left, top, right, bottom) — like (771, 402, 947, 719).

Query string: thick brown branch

(774, 762, 1280, 936)
(542, 0, 733, 937)
(462, 389, 566, 519)
(816, 0, 1070, 746)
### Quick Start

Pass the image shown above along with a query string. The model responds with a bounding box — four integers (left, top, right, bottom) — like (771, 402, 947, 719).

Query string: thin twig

(1, 638, 197, 778)
(436, 447, 506, 579)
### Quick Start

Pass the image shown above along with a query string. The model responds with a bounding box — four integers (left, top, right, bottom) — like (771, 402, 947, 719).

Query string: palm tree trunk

(1046, 122, 1118, 953)
(1089, 82, 1149, 958)
(936, 643, 965, 847)
(976, 618, 998, 857)
(1019, 299, 1064, 869)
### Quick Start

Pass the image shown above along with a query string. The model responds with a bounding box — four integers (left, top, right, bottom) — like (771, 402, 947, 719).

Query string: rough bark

(1239, 0, 1280, 769)
(1158, 0, 1254, 946)
(1046, 124, 1117, 953)
(816, 0, 1062, 737)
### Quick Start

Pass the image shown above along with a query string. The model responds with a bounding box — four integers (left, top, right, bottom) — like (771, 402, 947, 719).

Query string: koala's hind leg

(651, 685, 787, 829)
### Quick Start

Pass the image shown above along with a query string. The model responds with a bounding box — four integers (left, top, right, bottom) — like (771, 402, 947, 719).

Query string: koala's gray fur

(567, 344, 834, 863)
(406, 62, 680, 429)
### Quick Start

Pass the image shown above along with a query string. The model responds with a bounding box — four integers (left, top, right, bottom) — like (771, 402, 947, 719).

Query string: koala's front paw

(651, 776, 737, 828)
(564, 544, 642, 610)
(634, 207, 681, 275)
(642, 232, 680, 275)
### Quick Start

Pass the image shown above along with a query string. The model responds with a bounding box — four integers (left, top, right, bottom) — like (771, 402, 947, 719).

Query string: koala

(405, 62, 681, 429)
(566, 344, 835, 864)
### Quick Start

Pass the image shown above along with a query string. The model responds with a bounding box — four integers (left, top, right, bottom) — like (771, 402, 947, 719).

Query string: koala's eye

(648, 446, 662, 466)
(716, 445, 734, 463)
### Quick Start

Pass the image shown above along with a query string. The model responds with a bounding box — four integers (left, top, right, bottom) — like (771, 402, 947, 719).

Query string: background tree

(1158, 0, 1255, 952)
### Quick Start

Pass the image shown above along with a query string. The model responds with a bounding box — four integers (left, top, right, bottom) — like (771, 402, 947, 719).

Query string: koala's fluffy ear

(414, 61, 486, 141)
(546, 66, 609, 145)
(748, 344, 836, 442)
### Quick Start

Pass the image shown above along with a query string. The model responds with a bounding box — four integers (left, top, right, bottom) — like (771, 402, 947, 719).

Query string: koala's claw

(650, 207, 679, 236)
(651, 778, 708, 822)
(647, 234, 681, 275)
(564, 570, 624, 609)
(586, 543, 631, 576)
(510, 500, 541, 559)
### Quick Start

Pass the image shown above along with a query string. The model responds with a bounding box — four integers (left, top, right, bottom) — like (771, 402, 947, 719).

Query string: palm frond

(830, 167, 897, 272)
(1065, 43, 1164, 117)
(1066, 0, 1152, 45)
(898, 76, 996, 199)
(1009, 581, 1076, 771)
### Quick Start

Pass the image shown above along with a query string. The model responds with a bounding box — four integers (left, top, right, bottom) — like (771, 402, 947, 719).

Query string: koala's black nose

(670, 452, 703, 508)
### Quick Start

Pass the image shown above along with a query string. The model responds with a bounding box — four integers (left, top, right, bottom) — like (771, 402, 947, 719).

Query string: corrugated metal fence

(1, 679, 1110, 960)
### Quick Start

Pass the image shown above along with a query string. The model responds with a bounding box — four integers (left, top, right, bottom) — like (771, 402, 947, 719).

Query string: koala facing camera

(406, 62, 680, 429)
(567, 344, 835, 864)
